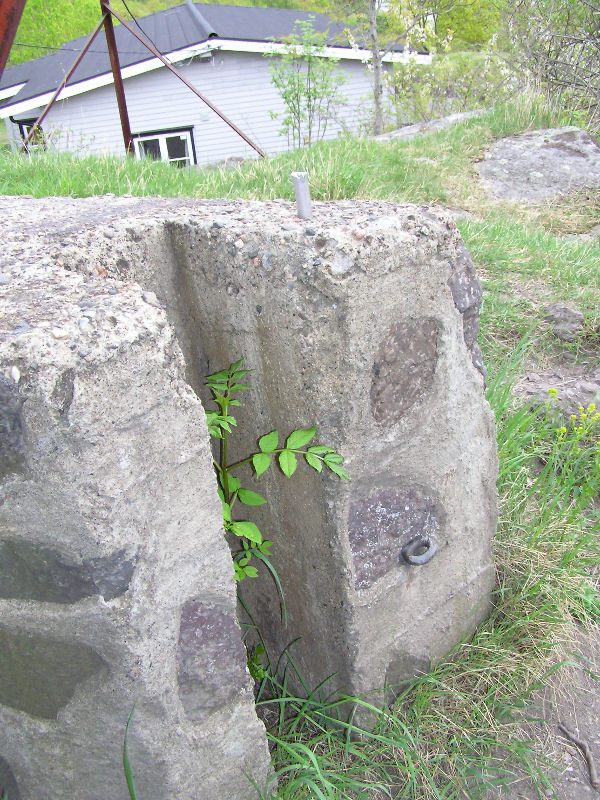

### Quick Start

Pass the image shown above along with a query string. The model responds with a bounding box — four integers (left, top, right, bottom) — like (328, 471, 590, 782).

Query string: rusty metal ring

(400, 536, 437, 566)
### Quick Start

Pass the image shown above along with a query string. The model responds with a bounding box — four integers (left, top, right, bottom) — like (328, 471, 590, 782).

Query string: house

(0, 2, 425, 166)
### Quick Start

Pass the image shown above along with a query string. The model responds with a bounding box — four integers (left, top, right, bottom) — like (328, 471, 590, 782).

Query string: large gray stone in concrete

(0, 626, 108, 719)
(0, 540, 136, 603)
(0, 196, 497, 731)
(0, 249, 269, 799)
(0, 374, 25, 479)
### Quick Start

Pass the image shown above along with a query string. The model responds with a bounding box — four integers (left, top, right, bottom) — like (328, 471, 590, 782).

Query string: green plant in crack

(205, 358, 349, 585)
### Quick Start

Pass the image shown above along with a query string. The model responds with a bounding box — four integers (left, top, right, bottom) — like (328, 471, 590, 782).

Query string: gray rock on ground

(477, 126, 600, 203)
(375, 110, 483, 142)
(517, 369, 600, 416)
(544, 303, 585, 342)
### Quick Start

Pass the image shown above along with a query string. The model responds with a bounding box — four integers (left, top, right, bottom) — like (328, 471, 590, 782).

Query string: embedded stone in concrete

(0, 375, 25, 478)
(448, 242, 485, 377)
(177, 601, 249, 719)
(0, 626, 108, 719)
(348, 487, 442, 590)
(0, 540, 136, 603)
(0, 755, 21, 800)
(50, 367, 75, 415)
(371, 319, 440, 424)
(85, 549, 138, 600)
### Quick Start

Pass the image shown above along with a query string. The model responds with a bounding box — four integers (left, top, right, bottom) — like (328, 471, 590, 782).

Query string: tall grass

(458, 215, 600, 364)
(0, 95, 579, 209)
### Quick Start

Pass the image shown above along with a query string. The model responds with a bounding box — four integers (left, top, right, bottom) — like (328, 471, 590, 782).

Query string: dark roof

(0, 2, 355, 112)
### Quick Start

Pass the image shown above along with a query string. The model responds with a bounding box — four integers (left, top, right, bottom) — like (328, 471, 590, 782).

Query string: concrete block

(0, 196, 496, 751)
(0, 254, 269, 799)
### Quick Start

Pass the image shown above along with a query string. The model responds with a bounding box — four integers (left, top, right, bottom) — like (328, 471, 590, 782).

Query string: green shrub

(386, 49, 517, 125)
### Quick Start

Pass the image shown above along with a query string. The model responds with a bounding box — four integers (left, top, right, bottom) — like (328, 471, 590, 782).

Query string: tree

(435, 0, 501, 48)
(325, 0, 465, 135)
(504, 0, 600, 127)
(267, 18, 347, 148)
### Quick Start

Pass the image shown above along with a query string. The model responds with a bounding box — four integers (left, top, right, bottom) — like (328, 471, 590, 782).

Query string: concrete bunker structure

(0, 195, 497, 799)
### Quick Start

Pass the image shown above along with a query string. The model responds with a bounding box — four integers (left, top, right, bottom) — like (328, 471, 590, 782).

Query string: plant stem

(221, 397, 230, 504)
(226, 455, 256, 472)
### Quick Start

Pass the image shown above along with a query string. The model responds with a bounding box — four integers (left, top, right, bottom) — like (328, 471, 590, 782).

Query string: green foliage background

(435, 0, 501, 47)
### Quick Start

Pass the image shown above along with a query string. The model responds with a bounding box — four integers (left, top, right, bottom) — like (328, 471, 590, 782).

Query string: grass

(2, 92, 600, 798)
(0, 93, 576, 206)
(458, 216, 600, 365)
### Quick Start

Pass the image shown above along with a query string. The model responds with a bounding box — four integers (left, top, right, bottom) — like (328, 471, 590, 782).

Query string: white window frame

(132, 128, 195, 166)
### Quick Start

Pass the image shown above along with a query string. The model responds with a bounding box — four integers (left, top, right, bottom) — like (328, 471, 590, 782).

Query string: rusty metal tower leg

(100, 0, 133, 155)
(0, 0, 27, 79)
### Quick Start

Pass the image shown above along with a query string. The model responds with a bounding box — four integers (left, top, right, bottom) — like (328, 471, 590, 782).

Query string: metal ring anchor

(400, 536, 437, 566)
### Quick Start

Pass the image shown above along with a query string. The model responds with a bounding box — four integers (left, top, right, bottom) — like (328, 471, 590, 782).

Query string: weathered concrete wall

(0, 248, 270, 799)
(0, 194, 497, 790)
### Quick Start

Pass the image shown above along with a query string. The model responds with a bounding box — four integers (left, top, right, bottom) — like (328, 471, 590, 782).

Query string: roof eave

(0, 39, 430, 119)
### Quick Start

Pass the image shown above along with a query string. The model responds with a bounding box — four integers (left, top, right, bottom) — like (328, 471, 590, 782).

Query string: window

(16, 119, 46, 151)
(132, 128, 196, 167)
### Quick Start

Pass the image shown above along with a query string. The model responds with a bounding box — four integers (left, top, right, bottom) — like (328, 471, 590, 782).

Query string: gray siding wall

(7, 50, 375, 165)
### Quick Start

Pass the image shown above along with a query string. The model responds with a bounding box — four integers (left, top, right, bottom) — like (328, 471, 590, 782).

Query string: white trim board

(0, 83, 26, 102)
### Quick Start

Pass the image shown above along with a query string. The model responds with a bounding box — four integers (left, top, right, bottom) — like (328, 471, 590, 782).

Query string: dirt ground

(493, 626, 600, 800)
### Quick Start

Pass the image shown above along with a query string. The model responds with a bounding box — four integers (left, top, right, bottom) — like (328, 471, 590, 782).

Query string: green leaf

(305, 452, 323, 472)
(230, 384, 252, 392)
(324, 452, 343, 465)
(327, 462, 349, 480)
(220, 500, 232, 523)
(228, 475, 241, 492)
(230, 520, 263, 544)
(259, 430, 279, 453)
(252, 452, 271, 477)
(229, 399, 241, 407)
(258, 539, 273, 555)
(231, 369, 251, 379)
(238, 488, 267, 506)
(307, 445, 334, 454)
(278, 449, 297, 477)
(123, 706, 138, 800)
(206, 382, 229, 392)
(286, 425, 316, 450)
(230, 357, 244, 371)
(243, 565, 258, 578)
(205, 368, 229, 381)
